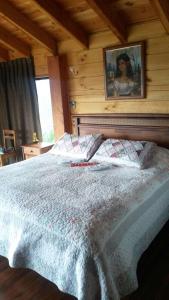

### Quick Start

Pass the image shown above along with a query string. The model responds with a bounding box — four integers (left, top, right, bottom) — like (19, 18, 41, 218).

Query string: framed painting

(103, 41, 145, 100)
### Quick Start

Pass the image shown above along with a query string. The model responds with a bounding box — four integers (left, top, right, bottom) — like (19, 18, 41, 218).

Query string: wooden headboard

(72, 114, 169, 148)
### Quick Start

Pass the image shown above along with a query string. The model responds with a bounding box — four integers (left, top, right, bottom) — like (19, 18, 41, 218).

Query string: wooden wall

(33, 19, 169, 115)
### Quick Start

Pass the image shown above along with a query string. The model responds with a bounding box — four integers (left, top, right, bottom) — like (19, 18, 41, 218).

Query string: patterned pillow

(92, 138, 156, 169)
(50, 132, 102, 161)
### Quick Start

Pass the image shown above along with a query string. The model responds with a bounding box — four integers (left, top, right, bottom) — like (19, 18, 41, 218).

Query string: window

(36, 78, 54, 143)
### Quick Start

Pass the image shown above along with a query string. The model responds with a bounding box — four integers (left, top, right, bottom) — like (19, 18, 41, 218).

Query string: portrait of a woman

(104, 42, 144, 99)
(113, 53, 135, 96)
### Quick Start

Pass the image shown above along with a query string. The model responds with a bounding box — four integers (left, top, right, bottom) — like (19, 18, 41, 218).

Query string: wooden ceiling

(0, 0, 168, 61)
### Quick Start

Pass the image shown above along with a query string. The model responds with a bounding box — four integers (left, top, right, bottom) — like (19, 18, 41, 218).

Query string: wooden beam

(86, 0, 126, 43)
(0, 27, 31, 57)
(0, 46, 9, 61)
(47, 56, 71, 139)
(0, 1, 57, 53)
(151, 0, 169, 34)
(35, 0, 88, 49)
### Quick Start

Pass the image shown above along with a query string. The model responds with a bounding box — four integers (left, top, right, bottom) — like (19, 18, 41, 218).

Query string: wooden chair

(0, 129, 17, 167)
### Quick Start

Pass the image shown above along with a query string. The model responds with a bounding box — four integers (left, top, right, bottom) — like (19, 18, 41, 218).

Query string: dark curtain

(0, 57, 42, 146)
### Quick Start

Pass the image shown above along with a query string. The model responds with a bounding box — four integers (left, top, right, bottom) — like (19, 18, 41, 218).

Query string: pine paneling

(58, 20, 165, 53)
(34, 19, 169, 114)
(33, 47, 52, 77)
(70, 90, 169, 102)
(147, 53, 169, 70)
(147, 70, 169, 86)
(147, 36, 169, 54)
(67, 65, 169, 81)
(71, 100, 169, 114)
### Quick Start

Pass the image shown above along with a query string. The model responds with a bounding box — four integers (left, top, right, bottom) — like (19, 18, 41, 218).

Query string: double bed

(0, 113, 169, 300)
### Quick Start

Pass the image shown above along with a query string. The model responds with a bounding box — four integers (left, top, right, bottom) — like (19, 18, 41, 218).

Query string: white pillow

(49, 132, 102, 161)
(91, 138, 156, 169)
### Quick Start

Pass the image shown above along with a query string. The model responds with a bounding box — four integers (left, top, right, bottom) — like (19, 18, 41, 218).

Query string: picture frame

(103, 41, 145, 100)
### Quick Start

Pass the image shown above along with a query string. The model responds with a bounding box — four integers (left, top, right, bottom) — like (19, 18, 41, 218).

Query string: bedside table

(22, 142, 53, 160)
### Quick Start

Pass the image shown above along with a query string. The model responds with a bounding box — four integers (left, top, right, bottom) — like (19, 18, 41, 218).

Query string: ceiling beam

(0, 0, 57, 53)
(35, 0, 89, 49)
(151, 0, 169, 34)
(0, 45, 9, 61)
(86, 0, 126, 43)
(0, 26, 31, 57)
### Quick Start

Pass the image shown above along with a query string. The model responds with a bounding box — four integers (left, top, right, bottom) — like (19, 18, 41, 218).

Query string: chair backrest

(3, 129, 16, 149)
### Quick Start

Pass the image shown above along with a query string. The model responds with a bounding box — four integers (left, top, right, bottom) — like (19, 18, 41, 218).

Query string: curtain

(0, 57, 42, 146)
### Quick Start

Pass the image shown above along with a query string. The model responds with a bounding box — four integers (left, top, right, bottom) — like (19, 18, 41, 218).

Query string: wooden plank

(69, 84, 169, 99)
(0, 26, 31, 56)
(71, 100, 169, 114)
(147, 53, 169, 70)
(68, 67, 169, 94)
(67, 48, 103, 65)
(73, 114, 169, 148)
(147, 35, 169, 54)
(32, 47, 52, 77)
(86, 0, 126, 43)
(72, 8, 108, 33)
(67, 61, 169, 80)
(67, 47, 169, 67)
(147, 69, 169, 85)
(0, 45, 9, 60)
(35, 0, 88, 49)
(58, 20, 165, 54)
(151, 0, 169, 34)
(69, 89, 169, 101)
(68, 62, 103, 78)
(113, 1, 157, 25)
(148, 85, 169, 91)
(69, 76, 169, 93)
(66, 35, 169, 69)
(128, 20, 165, 41)
(68, 76, 104, 93)
(47, 56, 71, 139)
(55, 0, 89, 13)
(58, 39, 83, 55)
(0, 1, 57, 53)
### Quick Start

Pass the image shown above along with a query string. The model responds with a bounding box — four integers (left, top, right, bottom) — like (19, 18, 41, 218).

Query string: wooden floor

(0, 257, 76, 300)
(0, 221, 169, 300)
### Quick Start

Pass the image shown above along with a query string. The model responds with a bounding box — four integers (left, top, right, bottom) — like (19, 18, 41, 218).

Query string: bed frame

(72, 113, 169, 148)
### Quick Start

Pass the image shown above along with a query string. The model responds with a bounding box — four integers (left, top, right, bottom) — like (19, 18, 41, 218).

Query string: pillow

(91, 138, 156, 169)
(49, 132, 102, 161)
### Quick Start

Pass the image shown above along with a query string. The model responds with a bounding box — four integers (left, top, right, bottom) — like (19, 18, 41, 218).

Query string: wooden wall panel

(47, 56, 71, 139)
(69, 91, 169, 102)
(147, 36, 169, 54)
(33, 47, 52, 77)
(58, 20, 165, 53)
(66, 52, 169, 71)
(33, 19, 169, 115)
(71, 101, 169, 114)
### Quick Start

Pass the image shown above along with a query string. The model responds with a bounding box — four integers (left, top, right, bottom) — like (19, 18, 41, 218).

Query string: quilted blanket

(0, 148, 169, 300)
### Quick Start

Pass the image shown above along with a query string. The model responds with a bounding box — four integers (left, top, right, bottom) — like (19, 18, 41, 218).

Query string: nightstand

(22, 142, 53, 160)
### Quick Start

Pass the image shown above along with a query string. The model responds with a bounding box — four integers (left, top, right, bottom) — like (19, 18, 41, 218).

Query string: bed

(0, 113, 169, 300)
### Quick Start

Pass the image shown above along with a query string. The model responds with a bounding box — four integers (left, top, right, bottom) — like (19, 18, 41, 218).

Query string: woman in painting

(113, 53, 137, 97)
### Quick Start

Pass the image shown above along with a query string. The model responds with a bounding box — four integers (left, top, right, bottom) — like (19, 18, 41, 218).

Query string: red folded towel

(70, 162, 97, 167)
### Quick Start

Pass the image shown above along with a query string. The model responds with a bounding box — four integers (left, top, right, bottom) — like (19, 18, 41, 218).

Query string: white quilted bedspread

(0, 147, 169, 300)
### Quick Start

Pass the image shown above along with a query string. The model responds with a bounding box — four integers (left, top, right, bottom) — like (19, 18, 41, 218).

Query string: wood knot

(104, 104, 116, 112)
